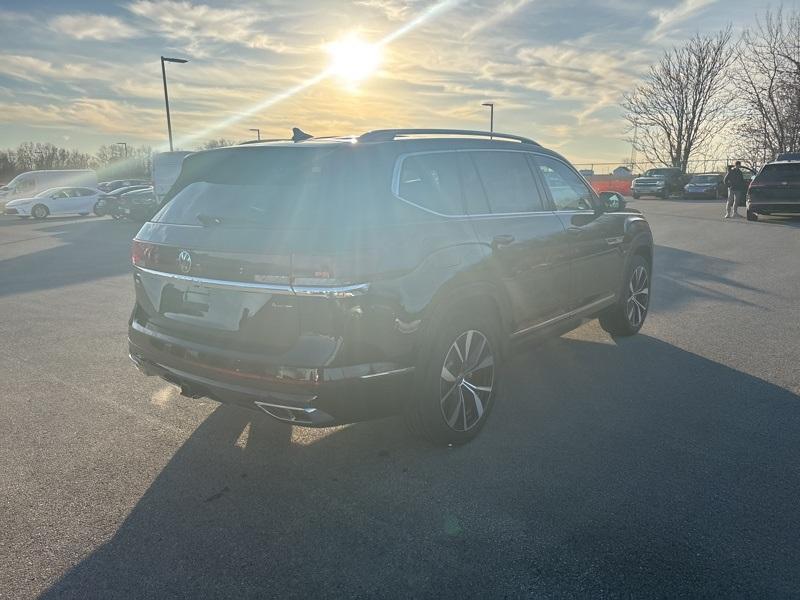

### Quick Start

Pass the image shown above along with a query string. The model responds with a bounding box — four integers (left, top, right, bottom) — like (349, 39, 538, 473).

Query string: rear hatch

(749, 163, 800, 203)
(131, 144, 387, 363)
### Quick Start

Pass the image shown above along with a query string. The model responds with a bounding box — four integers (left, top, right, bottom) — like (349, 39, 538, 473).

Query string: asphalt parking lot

(1, 200, 799, 599)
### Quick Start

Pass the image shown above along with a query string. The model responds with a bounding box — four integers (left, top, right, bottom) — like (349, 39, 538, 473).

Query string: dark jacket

(724, 168, 746, 192)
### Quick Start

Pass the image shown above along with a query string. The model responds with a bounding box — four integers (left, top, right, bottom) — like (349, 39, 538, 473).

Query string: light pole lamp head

(162, 56, 188, 64)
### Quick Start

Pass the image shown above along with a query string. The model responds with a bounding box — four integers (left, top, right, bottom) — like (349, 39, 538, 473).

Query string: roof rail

(358, 129, 539, 145)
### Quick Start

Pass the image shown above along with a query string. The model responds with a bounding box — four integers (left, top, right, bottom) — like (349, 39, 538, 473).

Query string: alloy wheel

(626, 265, 650, 328)
(439, 330, 495, 432)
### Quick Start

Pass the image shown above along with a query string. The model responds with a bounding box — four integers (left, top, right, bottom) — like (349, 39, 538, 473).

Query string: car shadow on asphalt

(39, 333, 800, 598)
(653, 245, 768, 311)
(0, 218, 139, 298)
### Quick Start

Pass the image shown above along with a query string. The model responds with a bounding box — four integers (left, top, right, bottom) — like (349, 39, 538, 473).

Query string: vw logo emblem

(177, 250, 192, 274)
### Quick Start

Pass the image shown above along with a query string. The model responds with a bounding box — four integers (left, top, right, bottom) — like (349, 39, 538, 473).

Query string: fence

(573, 159, 758, 196)
(571, 158, 750, 177)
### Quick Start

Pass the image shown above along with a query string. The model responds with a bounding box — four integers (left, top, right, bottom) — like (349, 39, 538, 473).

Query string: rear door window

(469, 151, 544, 213)
(397, 152, 464, 215)
(535, 155, 596, 211)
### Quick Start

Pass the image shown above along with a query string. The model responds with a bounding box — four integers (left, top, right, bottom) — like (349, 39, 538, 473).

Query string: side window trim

(530, 152, 599, 212)
(459, 151, 491, 215)
(525, 154, 556, 211)
(391, 149, 555, 218)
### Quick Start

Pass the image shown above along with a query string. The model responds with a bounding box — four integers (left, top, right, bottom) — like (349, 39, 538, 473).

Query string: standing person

(723, 161, 746, 219)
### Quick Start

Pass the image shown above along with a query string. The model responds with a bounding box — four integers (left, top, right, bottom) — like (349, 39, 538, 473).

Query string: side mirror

(599, 191, 626, 211)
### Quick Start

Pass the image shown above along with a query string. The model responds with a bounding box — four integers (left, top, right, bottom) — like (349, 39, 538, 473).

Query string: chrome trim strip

(359, 366, 416, 380)
(133, 266, 369, 297)
(292, 283, 370, 298)
(511, 294, 616, 338)
(254, 401, 317, 414)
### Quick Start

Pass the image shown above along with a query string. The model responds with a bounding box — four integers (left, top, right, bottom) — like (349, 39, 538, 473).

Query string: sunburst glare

(327, 34, 382, 87)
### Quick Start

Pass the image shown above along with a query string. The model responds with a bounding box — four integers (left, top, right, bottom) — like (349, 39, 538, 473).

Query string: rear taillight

(132, 240, 160, 269)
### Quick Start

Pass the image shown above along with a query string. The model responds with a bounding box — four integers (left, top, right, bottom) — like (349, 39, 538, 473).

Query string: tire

(31, 204, 49, 220)
(599, 255, 651, 337)
(746, 209, 758, 222)
(632, 193, 640, 200)
(93, 201, 106, 217)
(405, 308, 502, 446)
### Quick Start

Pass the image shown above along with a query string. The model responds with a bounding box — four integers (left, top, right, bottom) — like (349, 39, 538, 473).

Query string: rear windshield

(755, 163, 800, 182)
(690, 175, 720, 184)
(153, 146, 380, 228)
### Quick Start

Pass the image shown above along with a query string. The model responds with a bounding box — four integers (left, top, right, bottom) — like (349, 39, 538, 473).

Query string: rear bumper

(128, 325, 415, 426)
(747, 201, 800, 214)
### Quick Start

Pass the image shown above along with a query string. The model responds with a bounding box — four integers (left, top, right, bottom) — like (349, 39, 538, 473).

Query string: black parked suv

(746, 159, 800, 221)
(129, 129, 653, 445)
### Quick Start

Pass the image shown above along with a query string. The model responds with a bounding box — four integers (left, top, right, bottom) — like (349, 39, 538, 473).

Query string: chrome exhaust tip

(254, 401, 334, 427)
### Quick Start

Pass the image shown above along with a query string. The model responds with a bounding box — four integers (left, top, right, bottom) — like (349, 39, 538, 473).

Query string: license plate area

(154, 279, 300, 347)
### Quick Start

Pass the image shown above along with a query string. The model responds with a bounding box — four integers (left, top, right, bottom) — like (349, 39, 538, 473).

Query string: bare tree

(734, 7, 800, 162)
(93, 144, 153, 179)
(200, 138, 237, 150)
(623, 29, 736, 173)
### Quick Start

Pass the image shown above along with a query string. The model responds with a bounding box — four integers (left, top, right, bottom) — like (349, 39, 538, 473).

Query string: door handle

(492, 234, 515, 248)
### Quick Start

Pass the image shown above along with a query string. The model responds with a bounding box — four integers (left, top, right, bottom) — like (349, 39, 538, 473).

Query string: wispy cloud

(463, 0, 535, 38)
(651, 0, 719, 37)
(127, 0, 288, 55)
(355, 0, 425, 21)
(49, 14, 139, 41)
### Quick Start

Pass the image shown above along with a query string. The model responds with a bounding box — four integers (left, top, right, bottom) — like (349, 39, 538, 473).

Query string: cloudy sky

(0, 0, 772, 163)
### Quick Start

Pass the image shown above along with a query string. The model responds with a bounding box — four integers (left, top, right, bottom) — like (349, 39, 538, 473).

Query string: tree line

(0, 142, 153, 183)
(0, 138, 239, 184)
(624, 5, 800, 172)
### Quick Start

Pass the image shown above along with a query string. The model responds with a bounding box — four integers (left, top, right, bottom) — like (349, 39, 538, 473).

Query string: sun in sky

(326, 33, 383, 88)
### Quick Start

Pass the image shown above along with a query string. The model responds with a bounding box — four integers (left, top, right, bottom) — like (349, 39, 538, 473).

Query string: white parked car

(0, 169, 97, 202)
(4, 187, 106, 219)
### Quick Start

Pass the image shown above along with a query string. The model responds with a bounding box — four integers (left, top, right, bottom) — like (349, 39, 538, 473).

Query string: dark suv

(129, 129, 653, 445)
(746, 159, 800, 221)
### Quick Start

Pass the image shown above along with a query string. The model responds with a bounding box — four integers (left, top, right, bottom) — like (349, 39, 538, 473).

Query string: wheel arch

(416, 280, 512, 361)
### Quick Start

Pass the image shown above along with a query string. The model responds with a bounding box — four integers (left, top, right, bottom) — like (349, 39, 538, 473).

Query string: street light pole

(482, 102, 494, 139)
(160, 56, 188, 152)
(249, 128, 261, 141)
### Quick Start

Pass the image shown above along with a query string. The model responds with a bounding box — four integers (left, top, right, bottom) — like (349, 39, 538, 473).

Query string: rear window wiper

(196, 213, 224, 226)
